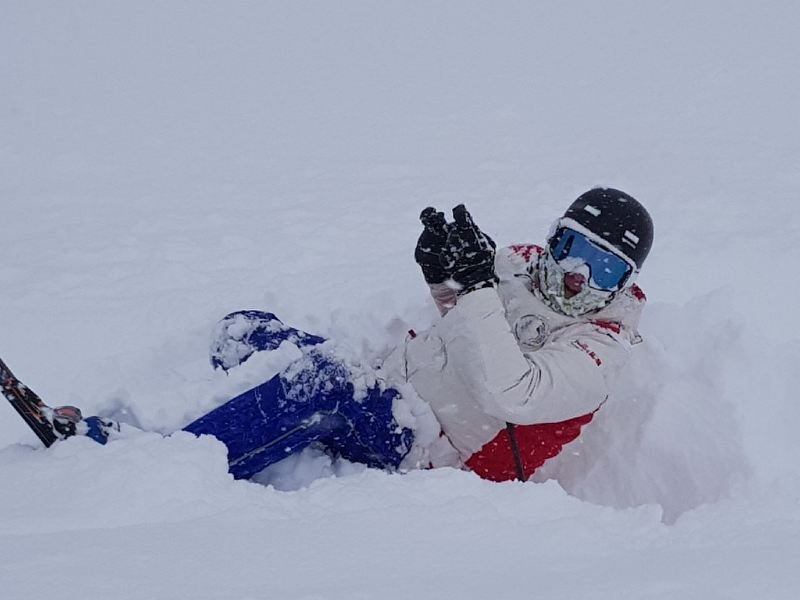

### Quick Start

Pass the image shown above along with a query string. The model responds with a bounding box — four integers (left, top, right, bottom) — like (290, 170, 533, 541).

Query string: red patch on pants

(465, 412, 594, 482)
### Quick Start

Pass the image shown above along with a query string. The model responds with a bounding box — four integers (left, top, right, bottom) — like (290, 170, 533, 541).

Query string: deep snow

(2, 2, 800, 598)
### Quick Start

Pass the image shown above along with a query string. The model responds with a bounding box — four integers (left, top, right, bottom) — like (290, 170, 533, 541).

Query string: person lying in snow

(43, 187, 654, 483)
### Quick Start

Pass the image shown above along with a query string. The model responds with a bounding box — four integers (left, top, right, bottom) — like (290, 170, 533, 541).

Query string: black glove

(414, 207, 451, 284)
(440, 204, 498, 295)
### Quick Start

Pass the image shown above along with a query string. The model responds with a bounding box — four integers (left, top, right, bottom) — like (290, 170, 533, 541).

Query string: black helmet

(562, 188, 653, 269)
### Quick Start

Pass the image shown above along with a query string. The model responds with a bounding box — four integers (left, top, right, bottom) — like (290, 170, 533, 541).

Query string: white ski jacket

(399, 244, 646, 478)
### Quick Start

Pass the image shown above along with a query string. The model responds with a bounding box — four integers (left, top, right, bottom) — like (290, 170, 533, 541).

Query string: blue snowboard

(184, 311, 413, 479)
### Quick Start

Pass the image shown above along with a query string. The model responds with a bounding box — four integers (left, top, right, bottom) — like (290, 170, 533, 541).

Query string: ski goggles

(548, 227, 634, 291)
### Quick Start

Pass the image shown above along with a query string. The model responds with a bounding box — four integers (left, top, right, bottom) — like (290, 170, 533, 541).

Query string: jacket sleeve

(427, 282, 458, 316)
(440, 287, 631, 424)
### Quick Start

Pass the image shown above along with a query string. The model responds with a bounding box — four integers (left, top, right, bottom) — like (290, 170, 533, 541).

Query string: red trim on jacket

(464, 412, 594, 482)
(630, 284, 646, 302)
(591, 320, 622, 335)
(509, 243, 543, 263)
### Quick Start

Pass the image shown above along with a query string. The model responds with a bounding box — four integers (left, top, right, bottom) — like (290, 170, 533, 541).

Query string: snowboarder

(6, 187, 653, 483)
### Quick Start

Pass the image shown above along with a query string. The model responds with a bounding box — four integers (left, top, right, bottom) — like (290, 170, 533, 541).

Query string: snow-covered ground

(2, 2, 800, 598)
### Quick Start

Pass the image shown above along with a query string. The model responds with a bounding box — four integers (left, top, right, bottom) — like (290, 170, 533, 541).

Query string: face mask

(533, 250, 615, 316)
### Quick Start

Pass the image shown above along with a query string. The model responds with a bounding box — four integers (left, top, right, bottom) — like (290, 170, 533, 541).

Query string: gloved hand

(414, 207, 451, 284)
(440, 204, 498, 295)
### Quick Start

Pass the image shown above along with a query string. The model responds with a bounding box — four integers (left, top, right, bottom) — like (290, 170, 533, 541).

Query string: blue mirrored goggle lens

(549, 228, 632, 290)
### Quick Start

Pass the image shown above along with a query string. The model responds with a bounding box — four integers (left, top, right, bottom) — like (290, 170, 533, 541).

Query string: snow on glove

(440, 204, 498, 296)
(414, 207, 451, 284)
